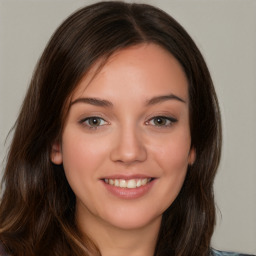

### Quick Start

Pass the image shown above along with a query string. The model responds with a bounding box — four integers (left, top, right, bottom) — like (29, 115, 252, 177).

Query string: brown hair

(0, 1, 221, 255)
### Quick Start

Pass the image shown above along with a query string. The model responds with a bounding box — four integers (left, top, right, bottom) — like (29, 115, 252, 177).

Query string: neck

(77, 209, 161, 256)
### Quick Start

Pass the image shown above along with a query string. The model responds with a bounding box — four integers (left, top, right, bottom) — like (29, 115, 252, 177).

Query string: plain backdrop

(0, 0, 255, 254)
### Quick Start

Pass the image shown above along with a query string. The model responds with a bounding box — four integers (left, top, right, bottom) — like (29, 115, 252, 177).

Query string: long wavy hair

(0, 1, 221, 256)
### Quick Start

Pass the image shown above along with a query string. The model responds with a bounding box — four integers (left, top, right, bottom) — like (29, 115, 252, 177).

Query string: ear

(188, 147, 196, 165)
(50, 141, 63, 165)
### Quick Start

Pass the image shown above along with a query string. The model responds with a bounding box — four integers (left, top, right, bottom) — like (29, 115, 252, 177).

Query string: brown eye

(153, 117, 167, 126)
(147, 116, 177, 127)
(82, 117, 107, 128)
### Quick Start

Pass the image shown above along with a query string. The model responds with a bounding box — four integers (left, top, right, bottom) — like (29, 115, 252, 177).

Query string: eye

(146, 116, 177, 127)
(80, 116, 108, 128)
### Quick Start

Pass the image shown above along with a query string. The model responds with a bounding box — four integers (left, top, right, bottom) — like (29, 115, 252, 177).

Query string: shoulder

(211, 248, 256, 256)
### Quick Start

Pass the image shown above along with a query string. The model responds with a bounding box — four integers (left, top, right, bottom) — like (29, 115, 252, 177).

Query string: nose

(110, 126, 147, 164)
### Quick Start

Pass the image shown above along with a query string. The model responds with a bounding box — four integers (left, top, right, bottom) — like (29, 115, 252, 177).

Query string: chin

(102, 209, 163, 231)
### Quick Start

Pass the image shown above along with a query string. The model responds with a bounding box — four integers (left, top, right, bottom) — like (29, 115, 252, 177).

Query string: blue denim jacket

(212, 249, 255, 256)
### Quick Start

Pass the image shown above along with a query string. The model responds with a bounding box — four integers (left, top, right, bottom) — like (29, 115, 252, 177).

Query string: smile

(104, 178, 153, 189)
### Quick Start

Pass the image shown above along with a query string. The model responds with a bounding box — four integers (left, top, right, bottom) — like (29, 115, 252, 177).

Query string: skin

(51, 43, 195, 256)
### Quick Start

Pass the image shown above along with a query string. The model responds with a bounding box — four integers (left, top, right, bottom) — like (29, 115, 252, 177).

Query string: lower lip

(102, 179, 156, 199)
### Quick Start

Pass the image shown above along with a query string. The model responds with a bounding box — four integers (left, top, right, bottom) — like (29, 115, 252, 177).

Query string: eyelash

(79, 115, 177, 129)
(145, 116, 177, 127)
(79, 116, 108, 129)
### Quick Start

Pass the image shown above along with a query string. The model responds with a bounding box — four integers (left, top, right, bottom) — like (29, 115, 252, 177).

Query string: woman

(0, 1, 253, 256)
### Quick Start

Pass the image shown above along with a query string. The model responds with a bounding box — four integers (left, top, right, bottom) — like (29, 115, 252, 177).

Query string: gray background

(0, 0, 255, 254)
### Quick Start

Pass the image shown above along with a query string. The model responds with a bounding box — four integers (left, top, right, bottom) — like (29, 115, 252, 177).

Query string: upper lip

(99, 174, 155, 180)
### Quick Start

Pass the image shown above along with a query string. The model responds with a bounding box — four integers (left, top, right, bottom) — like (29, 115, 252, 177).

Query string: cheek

(62, 130, 107, 167)
(60, 131, 109, 190)
(153, 137, 190, 207)
(152, 134, 191, 173)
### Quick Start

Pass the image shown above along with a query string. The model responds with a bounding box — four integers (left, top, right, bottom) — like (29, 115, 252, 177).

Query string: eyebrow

(70, 97, 113, 107)
(146, 94, 186, 105)
(70, 93, 186, 108)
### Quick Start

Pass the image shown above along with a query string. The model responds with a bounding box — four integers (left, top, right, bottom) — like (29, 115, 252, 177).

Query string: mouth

(103, 178, 154, 189)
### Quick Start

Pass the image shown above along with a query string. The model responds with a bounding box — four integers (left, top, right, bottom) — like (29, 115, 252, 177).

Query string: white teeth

(136, 179, 141, 187)
(141, 178, 148, 185)
(119, 179, 126, 188)
(114, 179, 119, 187)
(127, 179, 136, 188)
(104, 178, 152, 188)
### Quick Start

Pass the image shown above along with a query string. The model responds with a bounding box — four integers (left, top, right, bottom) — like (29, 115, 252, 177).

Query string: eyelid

(79, 116, 109, 129)
(145, 115, 178, 127)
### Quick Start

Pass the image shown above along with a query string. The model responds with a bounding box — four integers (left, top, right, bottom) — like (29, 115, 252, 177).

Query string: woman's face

(51, 43, 195, 232)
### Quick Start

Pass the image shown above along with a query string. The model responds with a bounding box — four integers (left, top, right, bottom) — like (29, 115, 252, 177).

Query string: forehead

(72, 43, 188, 103)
